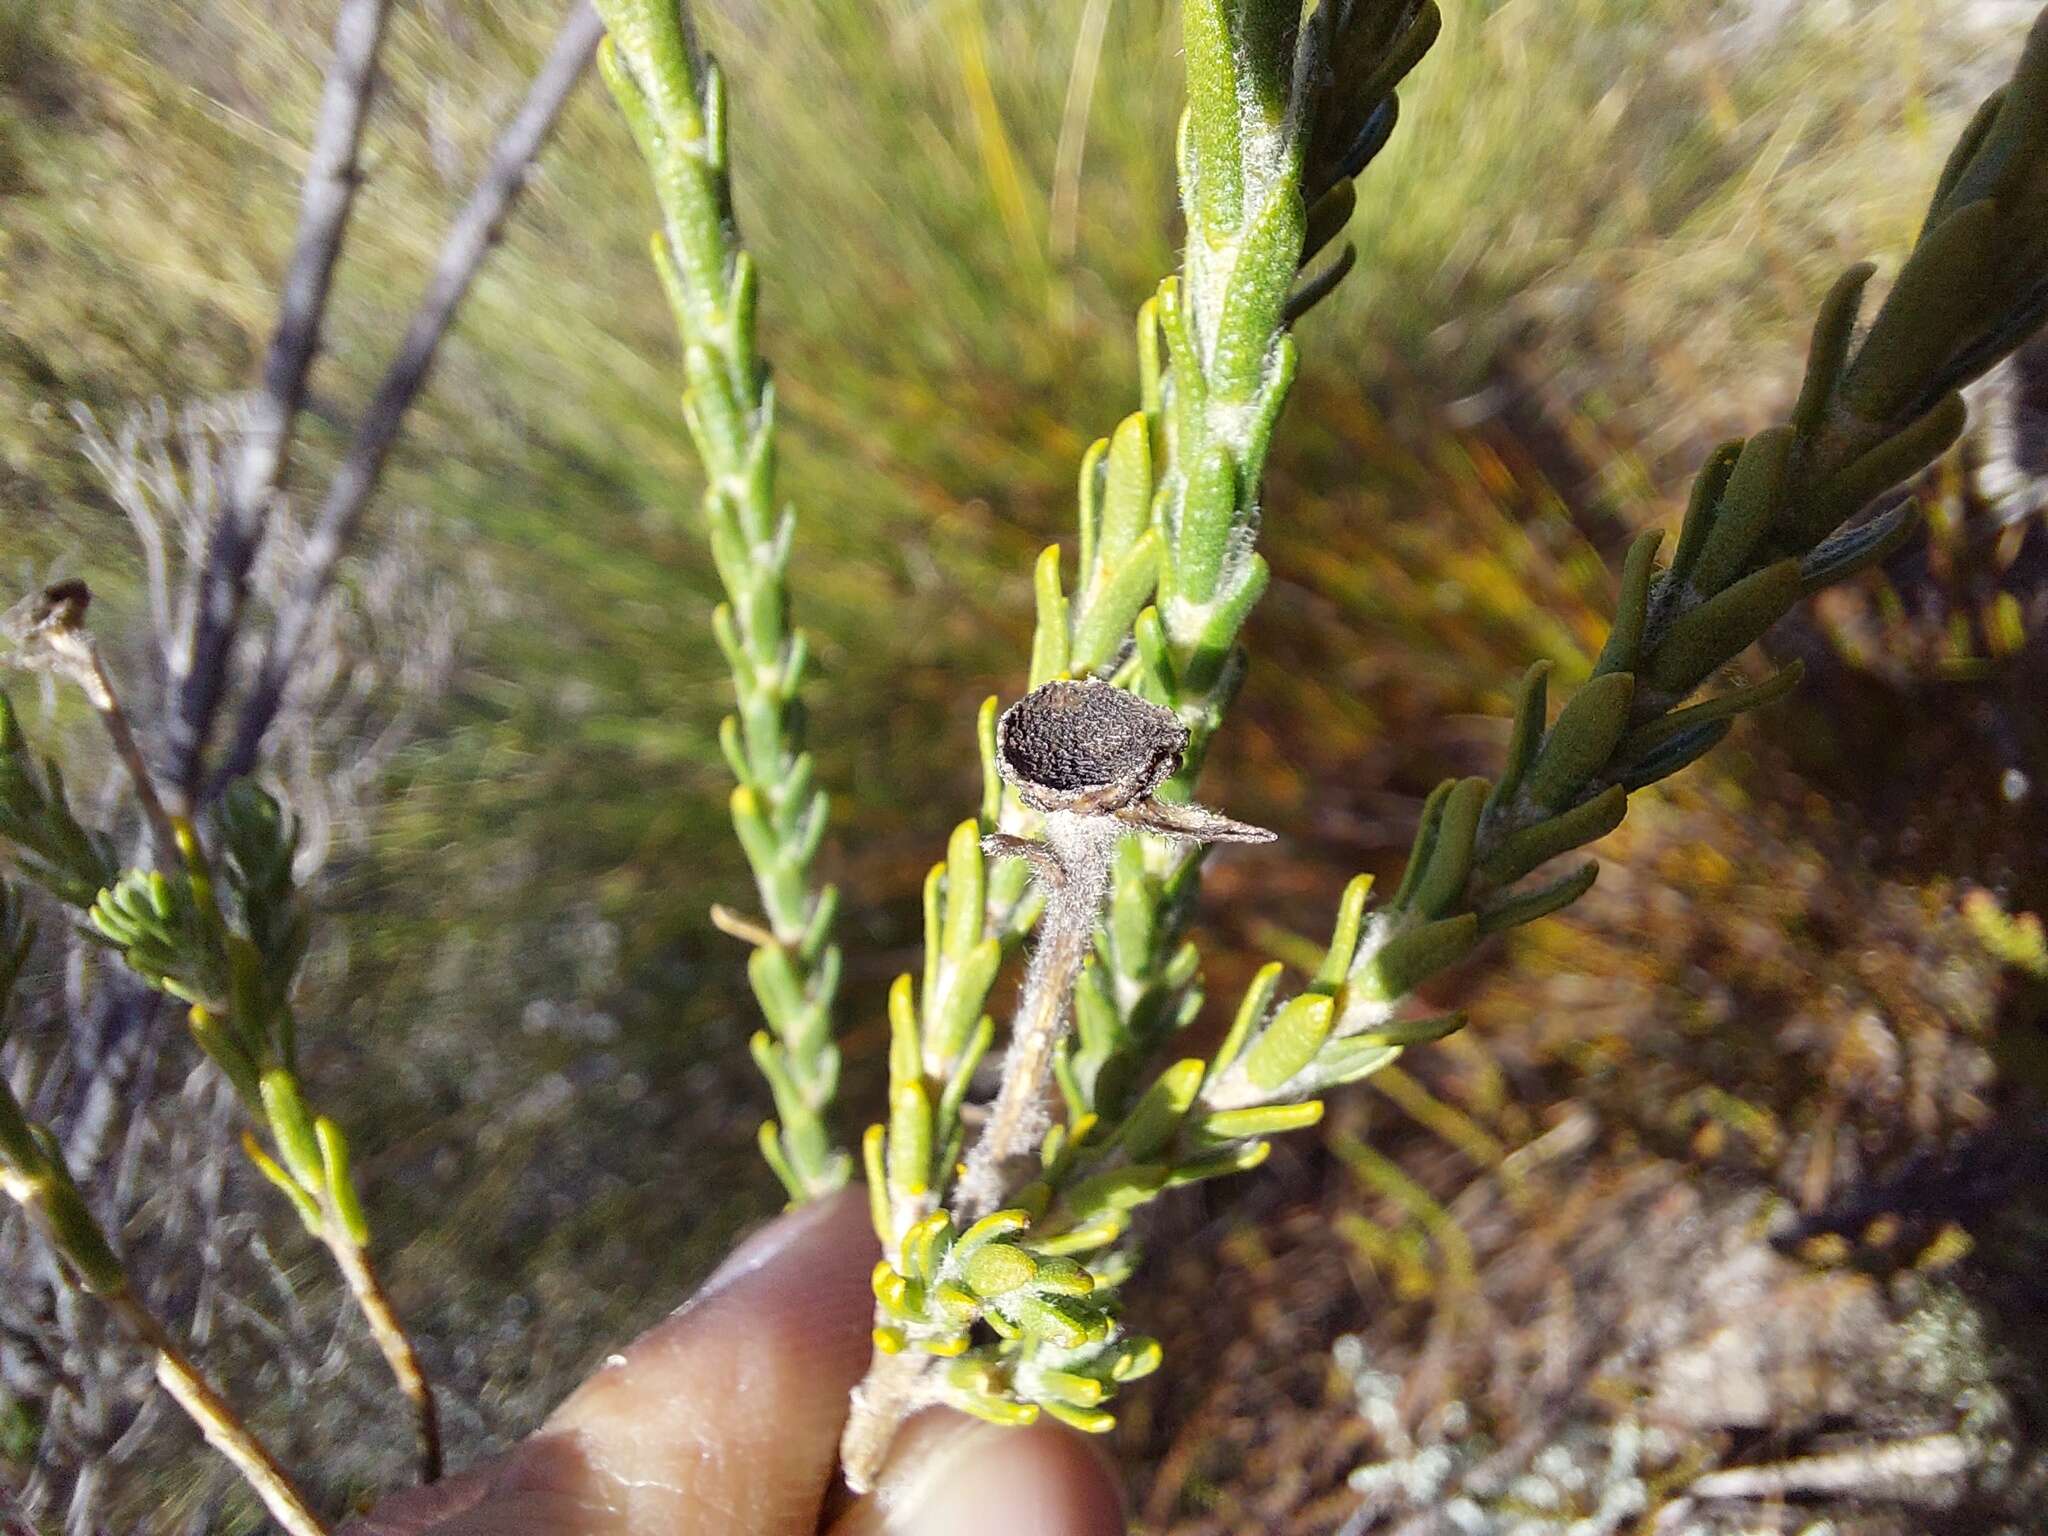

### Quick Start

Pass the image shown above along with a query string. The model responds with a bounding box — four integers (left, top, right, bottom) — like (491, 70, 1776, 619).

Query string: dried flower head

(3, 582, 101, 700)
(994, 679, 1274, 845)
(31, 580, 91, 633)
(995, 678, 1186, 814)
(2, 580, 91, 655)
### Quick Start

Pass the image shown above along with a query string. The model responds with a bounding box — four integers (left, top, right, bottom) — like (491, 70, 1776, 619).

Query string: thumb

(829, 1409, 1126, 1536)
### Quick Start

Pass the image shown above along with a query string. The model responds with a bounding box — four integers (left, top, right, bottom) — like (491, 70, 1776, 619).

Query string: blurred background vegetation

(5, 0, 2048, 1529)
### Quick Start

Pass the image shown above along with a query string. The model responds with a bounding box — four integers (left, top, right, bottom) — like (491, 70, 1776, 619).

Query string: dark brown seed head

(995, 679, 1187, 814)
(33, 580, 91, 630)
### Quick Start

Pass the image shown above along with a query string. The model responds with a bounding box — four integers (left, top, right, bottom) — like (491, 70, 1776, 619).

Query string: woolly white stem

(953, 812, 1121, 1221)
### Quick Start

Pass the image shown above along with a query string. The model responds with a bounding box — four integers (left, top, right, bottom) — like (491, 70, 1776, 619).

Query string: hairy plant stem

(326, 1227, 441, 1484)
(844, 819, 1120, 1490)
(835, 0, 1369, 1477)
(954, 814, 1120, 1221)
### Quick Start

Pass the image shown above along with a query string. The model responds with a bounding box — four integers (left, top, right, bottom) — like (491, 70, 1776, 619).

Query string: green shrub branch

(587, 0, 2048, 1490)
(836, 1, 1442, 1479)
(844, 1, 2048, 1468)
(594, 0, 847, 1202)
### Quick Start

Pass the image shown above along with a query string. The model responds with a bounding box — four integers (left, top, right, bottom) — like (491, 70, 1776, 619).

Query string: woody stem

(953, 812, 1121, 1222)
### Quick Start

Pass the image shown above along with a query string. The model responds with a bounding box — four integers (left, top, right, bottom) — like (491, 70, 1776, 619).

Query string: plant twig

(172, 801, 445, 1485)
(169, 0, 396, 804)
(2, 582, 179, 865)
(324, 1227, 441, 1484)
(214, 1, 606, 798)
(840, 1349, 947, 1495)
(104, 1291, 332, 1536)
(593, 0, 850, 1201)
(955, 681, 1275, 1217)
(2, 918, 329, 1536)
(6, 1169, 329, 1536)
(72, 644, 179, 867)
(953, 813, 1117, 1220)
(1683, 1436, 1972, 1502)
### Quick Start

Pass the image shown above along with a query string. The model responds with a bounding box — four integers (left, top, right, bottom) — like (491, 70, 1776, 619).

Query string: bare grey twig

(169, 0, 397, 805)
(1686, 1435, 1973, 1502)
(214, 1, 606, 799)
(3, 6, 586, 1517)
